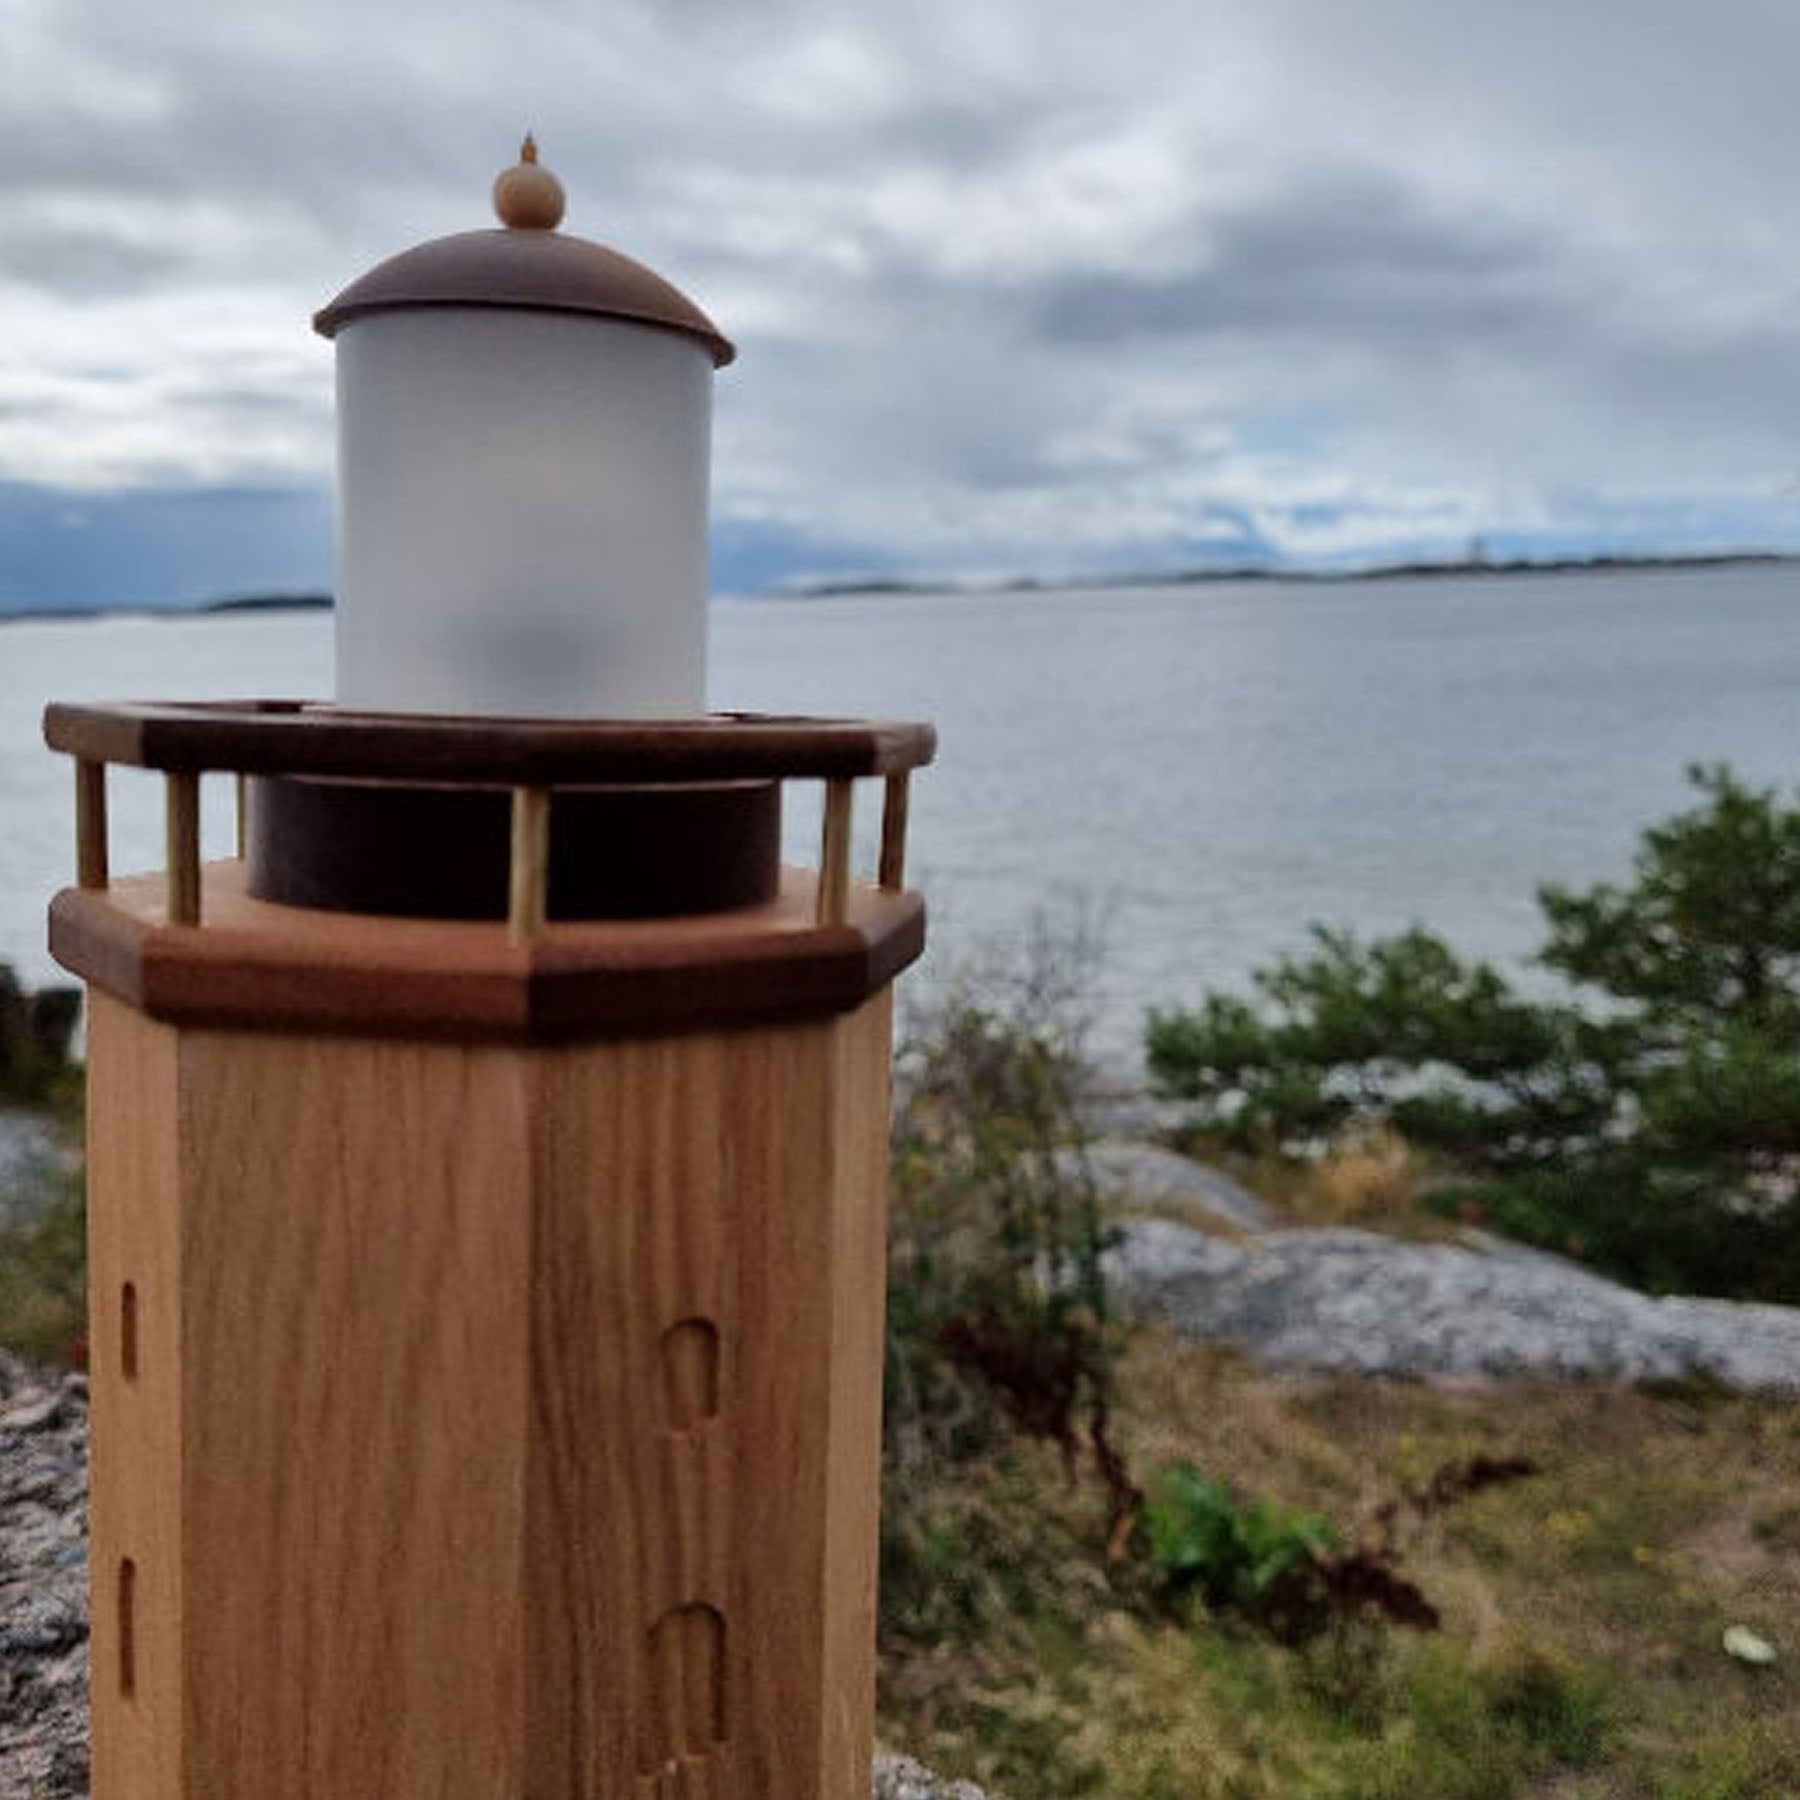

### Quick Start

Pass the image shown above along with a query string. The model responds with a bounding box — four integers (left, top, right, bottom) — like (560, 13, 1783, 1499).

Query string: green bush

(0, 961, 85, 1367)
(1147, 766, 1800, 1302)
(0, 1173, 87, 1367)
(0, 962, 82, 1108)
(884, 922, 1129, 1503)
(1142, 1461, 1339, 1630)
(879, 919, 1156, 1686)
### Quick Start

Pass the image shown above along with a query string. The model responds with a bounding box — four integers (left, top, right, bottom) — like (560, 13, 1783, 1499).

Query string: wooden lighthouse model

(46, 143, 932, 1800)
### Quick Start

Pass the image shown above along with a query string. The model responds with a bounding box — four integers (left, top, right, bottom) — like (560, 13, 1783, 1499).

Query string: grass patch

(1161, 1123, 1470, 1245)
(1751, 1500, 1800, 1555)
(879, 1337, 1800, 1798)
(0, 973, 86, 1367)
(0, 1170, 86, 1368)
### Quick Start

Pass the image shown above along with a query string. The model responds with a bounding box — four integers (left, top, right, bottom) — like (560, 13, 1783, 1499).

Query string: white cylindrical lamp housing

(314, 144, 736, 719)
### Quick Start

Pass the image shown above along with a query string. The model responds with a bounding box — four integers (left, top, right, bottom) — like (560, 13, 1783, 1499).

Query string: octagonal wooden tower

(45, 700, 932, 1800)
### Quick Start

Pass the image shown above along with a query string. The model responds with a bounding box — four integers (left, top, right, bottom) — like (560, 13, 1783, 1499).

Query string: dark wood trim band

(43, 701, 936, 786)
(49, 864, 927, 1043)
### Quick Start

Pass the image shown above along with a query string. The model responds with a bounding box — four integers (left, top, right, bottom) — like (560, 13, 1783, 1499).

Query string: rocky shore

(0, 1353, 88, 1800)
(1111, 1216, 1800, 1392)
(1083, 1131, 1800, 1394)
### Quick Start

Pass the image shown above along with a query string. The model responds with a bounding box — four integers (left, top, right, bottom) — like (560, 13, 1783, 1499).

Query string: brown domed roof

(313, 140, 734, 367)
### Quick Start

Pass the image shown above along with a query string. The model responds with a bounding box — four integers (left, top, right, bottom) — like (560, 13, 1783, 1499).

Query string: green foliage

(1146, 766, 1800, 1301)
(880, 1328, 1800, 1798)
(1142, 1461, 1339, 1632)
(884, 922, 1129, 1495)
(880, 922, 1144, 1670)
(0, 1172, 87, 1367)
(1305, 1647, 1611, 1798)
(1751, 1500, 1800, 1554)
(0, 962, 82, 1109)
(0, 964, 86, 1366)
(1653, 1724, 1800, 1799)
(878, 1459, 1100, 1650)
(1539, 765, 1800, 1039)
(1147, 926, 1616, 1167)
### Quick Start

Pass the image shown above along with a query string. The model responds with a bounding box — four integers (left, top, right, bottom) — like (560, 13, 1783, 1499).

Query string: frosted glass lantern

(314, 140, 735, 718)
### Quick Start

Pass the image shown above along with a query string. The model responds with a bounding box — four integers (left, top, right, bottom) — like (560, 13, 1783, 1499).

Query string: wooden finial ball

(493, 135, 566, 230)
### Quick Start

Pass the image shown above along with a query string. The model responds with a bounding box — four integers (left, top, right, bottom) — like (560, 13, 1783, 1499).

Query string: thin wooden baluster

(509, 786, 552, 943)
(878, 771, 910, 892)
(818, 779, 853, 926)
(165, 772, 201, 926)
(76, 759, 109, 890)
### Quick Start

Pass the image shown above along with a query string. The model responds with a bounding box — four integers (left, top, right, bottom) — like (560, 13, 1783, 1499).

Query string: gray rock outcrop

(873, 1754, 994, 1799)
(1111, 1218, 1800, 1393)
(1069, 1138, 1275, 1234)
(0, 1353, 89, 1800)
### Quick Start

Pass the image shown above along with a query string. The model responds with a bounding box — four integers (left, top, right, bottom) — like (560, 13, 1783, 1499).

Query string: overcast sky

(8, 0, 1800, 606)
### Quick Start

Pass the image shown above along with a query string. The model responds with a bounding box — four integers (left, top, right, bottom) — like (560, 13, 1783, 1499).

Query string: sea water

(3, 565, 1796, 1070)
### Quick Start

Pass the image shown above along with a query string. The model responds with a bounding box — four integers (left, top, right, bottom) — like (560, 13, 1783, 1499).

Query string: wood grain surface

(85, 993, 183, 1800)
(50, 863, 925, 1042)
(523, 995, 893, 1798)
(44, 701, 935, 786)
(179, 1025, 533, 1796)
(83, 986, 896, 1798)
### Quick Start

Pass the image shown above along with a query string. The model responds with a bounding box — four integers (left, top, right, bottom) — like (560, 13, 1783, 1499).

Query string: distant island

(199, 591, 334, 614)
(785, 549, 1798, 600)
(3, 552, 1796, 623)
(0, 590, 334, 625)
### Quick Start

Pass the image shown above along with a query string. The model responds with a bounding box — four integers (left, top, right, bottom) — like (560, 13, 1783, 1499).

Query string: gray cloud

(5, 224, 185, 298)
(1035, 174, 1557, 346)
(6, 0, 1800, 574)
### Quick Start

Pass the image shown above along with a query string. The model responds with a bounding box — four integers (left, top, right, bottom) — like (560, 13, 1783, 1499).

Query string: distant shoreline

(2, 550, 1796, 623)
(0, 591, 334, 626)
(784, 549, 1800, 600)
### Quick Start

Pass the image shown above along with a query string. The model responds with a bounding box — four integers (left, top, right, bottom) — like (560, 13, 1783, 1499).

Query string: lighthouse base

(79, 930, 897, 1799)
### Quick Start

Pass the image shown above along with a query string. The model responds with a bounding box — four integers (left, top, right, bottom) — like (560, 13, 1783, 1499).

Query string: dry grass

(1297, 1125, 1425, 1225)
(1162, 1125, 1468, 1244)
(879, 1332, 1800, 1799)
